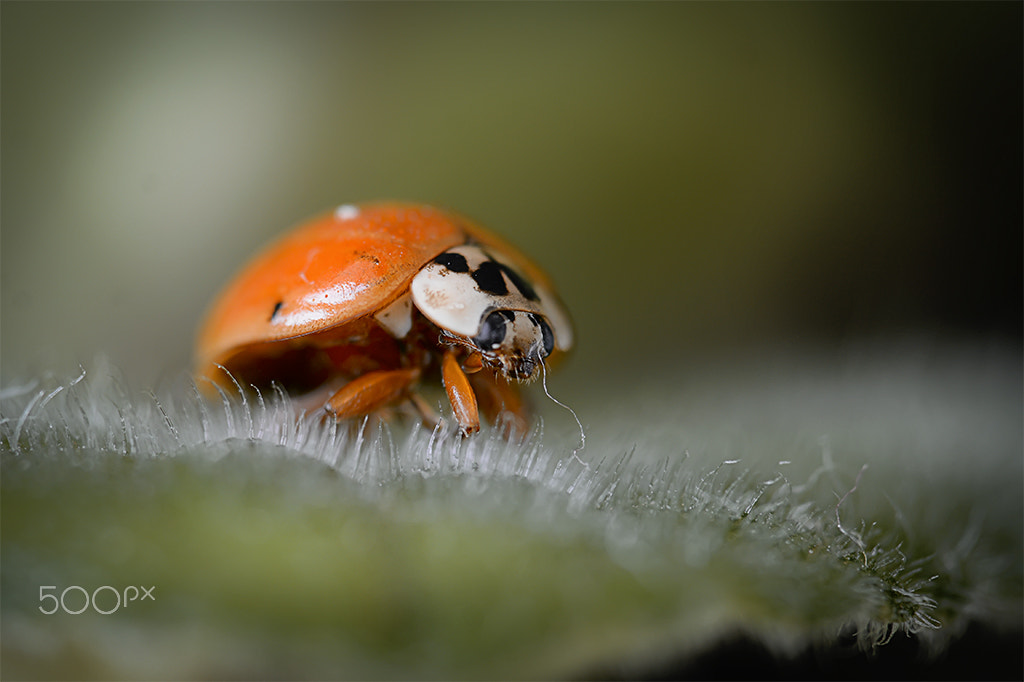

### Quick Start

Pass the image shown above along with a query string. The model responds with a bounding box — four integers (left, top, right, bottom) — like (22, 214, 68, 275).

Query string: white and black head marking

(410, 244, 572, 382)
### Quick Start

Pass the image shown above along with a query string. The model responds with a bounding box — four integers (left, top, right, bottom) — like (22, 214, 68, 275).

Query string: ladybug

(195, 202, 573, 436)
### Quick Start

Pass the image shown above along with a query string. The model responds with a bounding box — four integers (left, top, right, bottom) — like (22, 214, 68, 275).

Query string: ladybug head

(411, 244, 570, 382)
(471, 310, 555, 382)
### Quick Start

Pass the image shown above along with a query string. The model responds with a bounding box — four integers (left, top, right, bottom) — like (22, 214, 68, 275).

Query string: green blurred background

(2, 1, 1020, 389)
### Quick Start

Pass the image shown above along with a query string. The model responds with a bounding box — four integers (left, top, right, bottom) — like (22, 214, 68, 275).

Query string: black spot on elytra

(270, 300, 284, 322)
(471, 261, 509, 296)
(433, 252, 470, 273)
(498, 263, 539, 301)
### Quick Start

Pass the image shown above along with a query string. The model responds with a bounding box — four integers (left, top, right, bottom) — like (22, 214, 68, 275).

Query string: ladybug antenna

(539, 357, 586, 461)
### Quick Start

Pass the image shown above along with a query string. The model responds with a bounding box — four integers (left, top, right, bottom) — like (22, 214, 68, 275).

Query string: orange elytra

(194, 202, 573, 436)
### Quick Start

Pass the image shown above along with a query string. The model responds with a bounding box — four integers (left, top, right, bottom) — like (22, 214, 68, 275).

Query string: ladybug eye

(536, 317, 555, 357)
(473, 311, 510, 350)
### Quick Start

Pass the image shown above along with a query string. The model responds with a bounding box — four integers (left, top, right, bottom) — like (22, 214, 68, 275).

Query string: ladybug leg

(469, 370, 530, 440)
(442, 350, 480, 436)
(461, 351, 484, 374)
(324, 368, 420, 420)
(407, 392, 442, 428)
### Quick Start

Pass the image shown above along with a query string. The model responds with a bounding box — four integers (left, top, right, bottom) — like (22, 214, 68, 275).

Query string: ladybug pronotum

(194, 202, 573, 436)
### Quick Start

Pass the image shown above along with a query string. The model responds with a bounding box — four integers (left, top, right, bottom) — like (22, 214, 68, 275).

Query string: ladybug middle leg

(469, 369, 530, 440)
(324, 368, 420, 421)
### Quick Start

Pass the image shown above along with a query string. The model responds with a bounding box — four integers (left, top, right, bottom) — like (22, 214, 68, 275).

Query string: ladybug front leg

(441, 350, 480, 436)
(324, 368, 420, 420)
